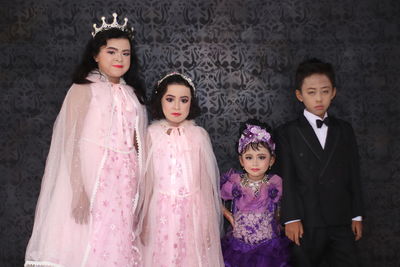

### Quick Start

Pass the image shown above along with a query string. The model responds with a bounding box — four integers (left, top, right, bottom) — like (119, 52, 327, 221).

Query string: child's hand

(352, 220, 362, 241)
(285, 221, 303, 246)
(226, 212, 235, 228)
(72, 192, 90, 224)
(222, 208, 235, 228)
(140, 226, 148, 246)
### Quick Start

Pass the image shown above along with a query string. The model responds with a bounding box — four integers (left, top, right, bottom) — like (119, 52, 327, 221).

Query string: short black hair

(149, 73, 201, 120)
(295, 58, 335, 91)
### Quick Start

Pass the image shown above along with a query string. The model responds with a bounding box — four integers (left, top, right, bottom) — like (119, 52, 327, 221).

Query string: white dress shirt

(303, 109, 328, 149)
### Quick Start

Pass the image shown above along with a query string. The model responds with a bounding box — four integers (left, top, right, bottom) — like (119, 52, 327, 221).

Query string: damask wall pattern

(1, 0, 399, 266)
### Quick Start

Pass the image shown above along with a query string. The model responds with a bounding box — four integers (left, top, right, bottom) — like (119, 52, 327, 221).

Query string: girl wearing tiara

(25, 13, 147, 267)
(139, 73, 224, 266)
(220, 121, 290, 267)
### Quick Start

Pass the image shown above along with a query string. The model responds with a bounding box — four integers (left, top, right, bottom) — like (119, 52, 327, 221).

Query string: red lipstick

(113, 65, 123, 68)
(172, 113, 181, 116)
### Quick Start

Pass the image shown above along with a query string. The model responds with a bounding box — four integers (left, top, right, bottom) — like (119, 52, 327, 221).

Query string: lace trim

(132, 112, 142, 212)
(25, 261, 64, 267)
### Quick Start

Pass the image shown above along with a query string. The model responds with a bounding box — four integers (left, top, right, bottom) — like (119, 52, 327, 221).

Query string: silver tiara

(157, 72, 196, 91)
(92, 13, 134, 38)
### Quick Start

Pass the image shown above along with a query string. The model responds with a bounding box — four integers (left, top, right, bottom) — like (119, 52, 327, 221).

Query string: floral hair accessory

(238, 124, 275, 154)
(157, 72, 196, 91)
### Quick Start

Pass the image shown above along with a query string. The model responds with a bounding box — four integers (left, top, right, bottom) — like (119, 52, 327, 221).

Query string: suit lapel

(296, 115, 324, 161)
(319, 117, 341, 177)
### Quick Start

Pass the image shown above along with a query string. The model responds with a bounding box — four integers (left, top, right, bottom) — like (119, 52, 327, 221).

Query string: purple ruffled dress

(221, 170, 291, 267)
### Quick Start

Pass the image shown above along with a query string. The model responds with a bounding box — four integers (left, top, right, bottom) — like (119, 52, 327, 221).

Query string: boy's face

(296, 74, 336, 118)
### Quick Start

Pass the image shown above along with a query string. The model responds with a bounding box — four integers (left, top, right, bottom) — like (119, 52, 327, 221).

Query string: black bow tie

(316, 118, 330, 128)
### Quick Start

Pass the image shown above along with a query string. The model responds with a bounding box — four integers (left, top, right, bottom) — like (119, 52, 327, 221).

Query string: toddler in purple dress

(221, 121, 291, 267)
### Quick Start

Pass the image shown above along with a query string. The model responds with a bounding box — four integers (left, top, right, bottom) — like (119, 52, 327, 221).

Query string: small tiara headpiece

(157, 72, 196, 91)
(238, 124, 275, 154)
(92, 13, 133, 38)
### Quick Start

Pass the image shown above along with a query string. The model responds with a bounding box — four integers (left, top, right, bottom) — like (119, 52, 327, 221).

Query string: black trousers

(291, 225, 359, 267)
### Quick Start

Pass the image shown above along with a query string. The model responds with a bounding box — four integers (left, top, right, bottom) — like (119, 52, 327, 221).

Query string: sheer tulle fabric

(25, 72, 147, 267)
(139, 120, 224, 267)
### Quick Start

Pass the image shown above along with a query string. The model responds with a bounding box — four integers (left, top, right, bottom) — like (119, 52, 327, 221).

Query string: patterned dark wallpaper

(1, 0, 399, 266)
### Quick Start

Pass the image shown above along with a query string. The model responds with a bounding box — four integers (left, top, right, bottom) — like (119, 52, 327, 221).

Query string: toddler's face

(161, 84, 191, 127)
(239, 145, 274, 181)
(296, 74, 336, 118)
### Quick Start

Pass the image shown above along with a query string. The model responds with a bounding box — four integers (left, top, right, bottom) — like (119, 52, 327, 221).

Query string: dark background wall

(1, 0, 399, 266)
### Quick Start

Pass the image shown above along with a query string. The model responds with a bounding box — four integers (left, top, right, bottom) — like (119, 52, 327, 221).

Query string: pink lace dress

(140, 120, 224, 267)
(25, 72, 147, 267)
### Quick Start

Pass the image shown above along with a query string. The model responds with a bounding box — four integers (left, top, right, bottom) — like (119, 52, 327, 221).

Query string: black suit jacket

(275, 115, 364, 227)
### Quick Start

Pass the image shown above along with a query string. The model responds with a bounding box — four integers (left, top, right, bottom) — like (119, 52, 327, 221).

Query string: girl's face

(239, 145, 275, 181)
(161, 84, 191, 127)
(94, 38, 131, 84)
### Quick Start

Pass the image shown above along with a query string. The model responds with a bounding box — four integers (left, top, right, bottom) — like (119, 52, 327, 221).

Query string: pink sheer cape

(25, 72, 147, 267)
(137, 120, 224, 266)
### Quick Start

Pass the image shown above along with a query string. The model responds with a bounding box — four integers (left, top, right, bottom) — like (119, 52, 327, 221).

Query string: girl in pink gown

(24, 14, 147, 267)
(139, 73, 224, 267)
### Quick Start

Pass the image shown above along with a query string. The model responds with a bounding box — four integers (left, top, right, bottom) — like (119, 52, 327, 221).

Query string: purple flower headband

(238, 124, 275, 154)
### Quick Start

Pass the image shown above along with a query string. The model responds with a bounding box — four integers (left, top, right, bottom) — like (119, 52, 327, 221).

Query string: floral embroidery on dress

(153, 193, 190, 266)
(87, 86, 141, 266)
(220, 171, 290, 266)
(144, 121, 223, 267)
(268, 186, 279, 200)
(233, 212, 276, 245)
(232, 183, 243, 199)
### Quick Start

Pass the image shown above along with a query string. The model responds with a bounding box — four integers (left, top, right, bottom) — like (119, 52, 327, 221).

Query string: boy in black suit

(275, 58, 364, 267)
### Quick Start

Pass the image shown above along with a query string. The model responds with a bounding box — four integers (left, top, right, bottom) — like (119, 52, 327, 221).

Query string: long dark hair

(72, 28, 145, 104)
